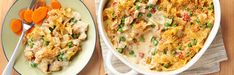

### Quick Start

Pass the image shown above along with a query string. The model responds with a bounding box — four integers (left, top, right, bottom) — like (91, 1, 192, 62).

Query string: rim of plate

(1, 0, 97, 74)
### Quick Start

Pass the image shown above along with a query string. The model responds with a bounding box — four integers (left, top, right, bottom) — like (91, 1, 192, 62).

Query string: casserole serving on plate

(98, 0, 221, 74)
(1, 0, 96, 75)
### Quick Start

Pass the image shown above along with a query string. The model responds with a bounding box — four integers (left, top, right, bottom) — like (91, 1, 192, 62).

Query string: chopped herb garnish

(30, 62, 37, 68)
(147, 13, 152, 18)
(68, 42, 73, 48)
(117, 48, 124, 53)
(151, 37, 158, 46)
(139, 36, 145, 42)
(119, 36, 126, 42)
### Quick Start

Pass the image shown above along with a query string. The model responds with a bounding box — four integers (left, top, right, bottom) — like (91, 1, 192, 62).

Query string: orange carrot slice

(23, 9, 33, 23)
(10, 19, 22, 33)
(51, 0, 61, 9)
(16, 30, 22, 36)
(32, 7, 48, 23)
(19, 9, 26, 21)
(35, 20, 43, 25)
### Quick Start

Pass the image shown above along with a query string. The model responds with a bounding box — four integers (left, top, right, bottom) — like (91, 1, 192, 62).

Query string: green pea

(44, 41, 50, 46)
(139, 36, 145, 42)
(147, 13, 152, 18)
(58, 52, 65, 61)
(68, 42, 73, 48)
(188, 43, 192, 47)
(138, 13, 143, 18)
(129, 50, 135, 55)
(119, 36, 126, 42)
(163, 63, 171, 68)
(207, 22, 213, 28)
(117, 48, 124, 53)
(30, 62, 37, 68)
(136, 5, 140, 10)
(151, 37, 158, 46)
(72, 33, 80, 39)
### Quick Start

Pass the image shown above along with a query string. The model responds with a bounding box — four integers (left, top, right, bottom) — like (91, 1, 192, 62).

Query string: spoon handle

(2, 31, 26, 75)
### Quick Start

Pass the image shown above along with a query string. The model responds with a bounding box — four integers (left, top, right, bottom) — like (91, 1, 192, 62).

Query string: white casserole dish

(97, 0, 221, 74)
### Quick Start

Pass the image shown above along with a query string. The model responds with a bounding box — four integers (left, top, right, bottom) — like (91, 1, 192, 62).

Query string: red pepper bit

(139, 52, 145, 58)
(178, 52, 184, 59)
(183, 13, 191, 22)
(151, 8, 156, 13)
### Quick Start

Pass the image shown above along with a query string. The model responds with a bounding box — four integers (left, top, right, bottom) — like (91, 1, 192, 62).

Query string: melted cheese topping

(103, 0, 214, 71)
(24, 8, 88, 73)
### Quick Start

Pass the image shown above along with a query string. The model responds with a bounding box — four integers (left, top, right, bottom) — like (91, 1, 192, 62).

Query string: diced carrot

(10, 19, 22, 33)
(24, 9, 33, 23)
(26, 26, 35, 35)
(51, 0, 61, 9)
(19, 9, 26, 21)
(32, 7, 48, 23)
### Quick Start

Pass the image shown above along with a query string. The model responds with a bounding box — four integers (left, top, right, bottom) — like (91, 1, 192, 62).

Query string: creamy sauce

(24, 8, 88, 73)
(103, 0, 214, 71)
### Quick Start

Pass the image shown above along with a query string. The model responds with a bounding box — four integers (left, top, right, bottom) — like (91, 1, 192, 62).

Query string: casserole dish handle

(106, 51, 138, 75)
